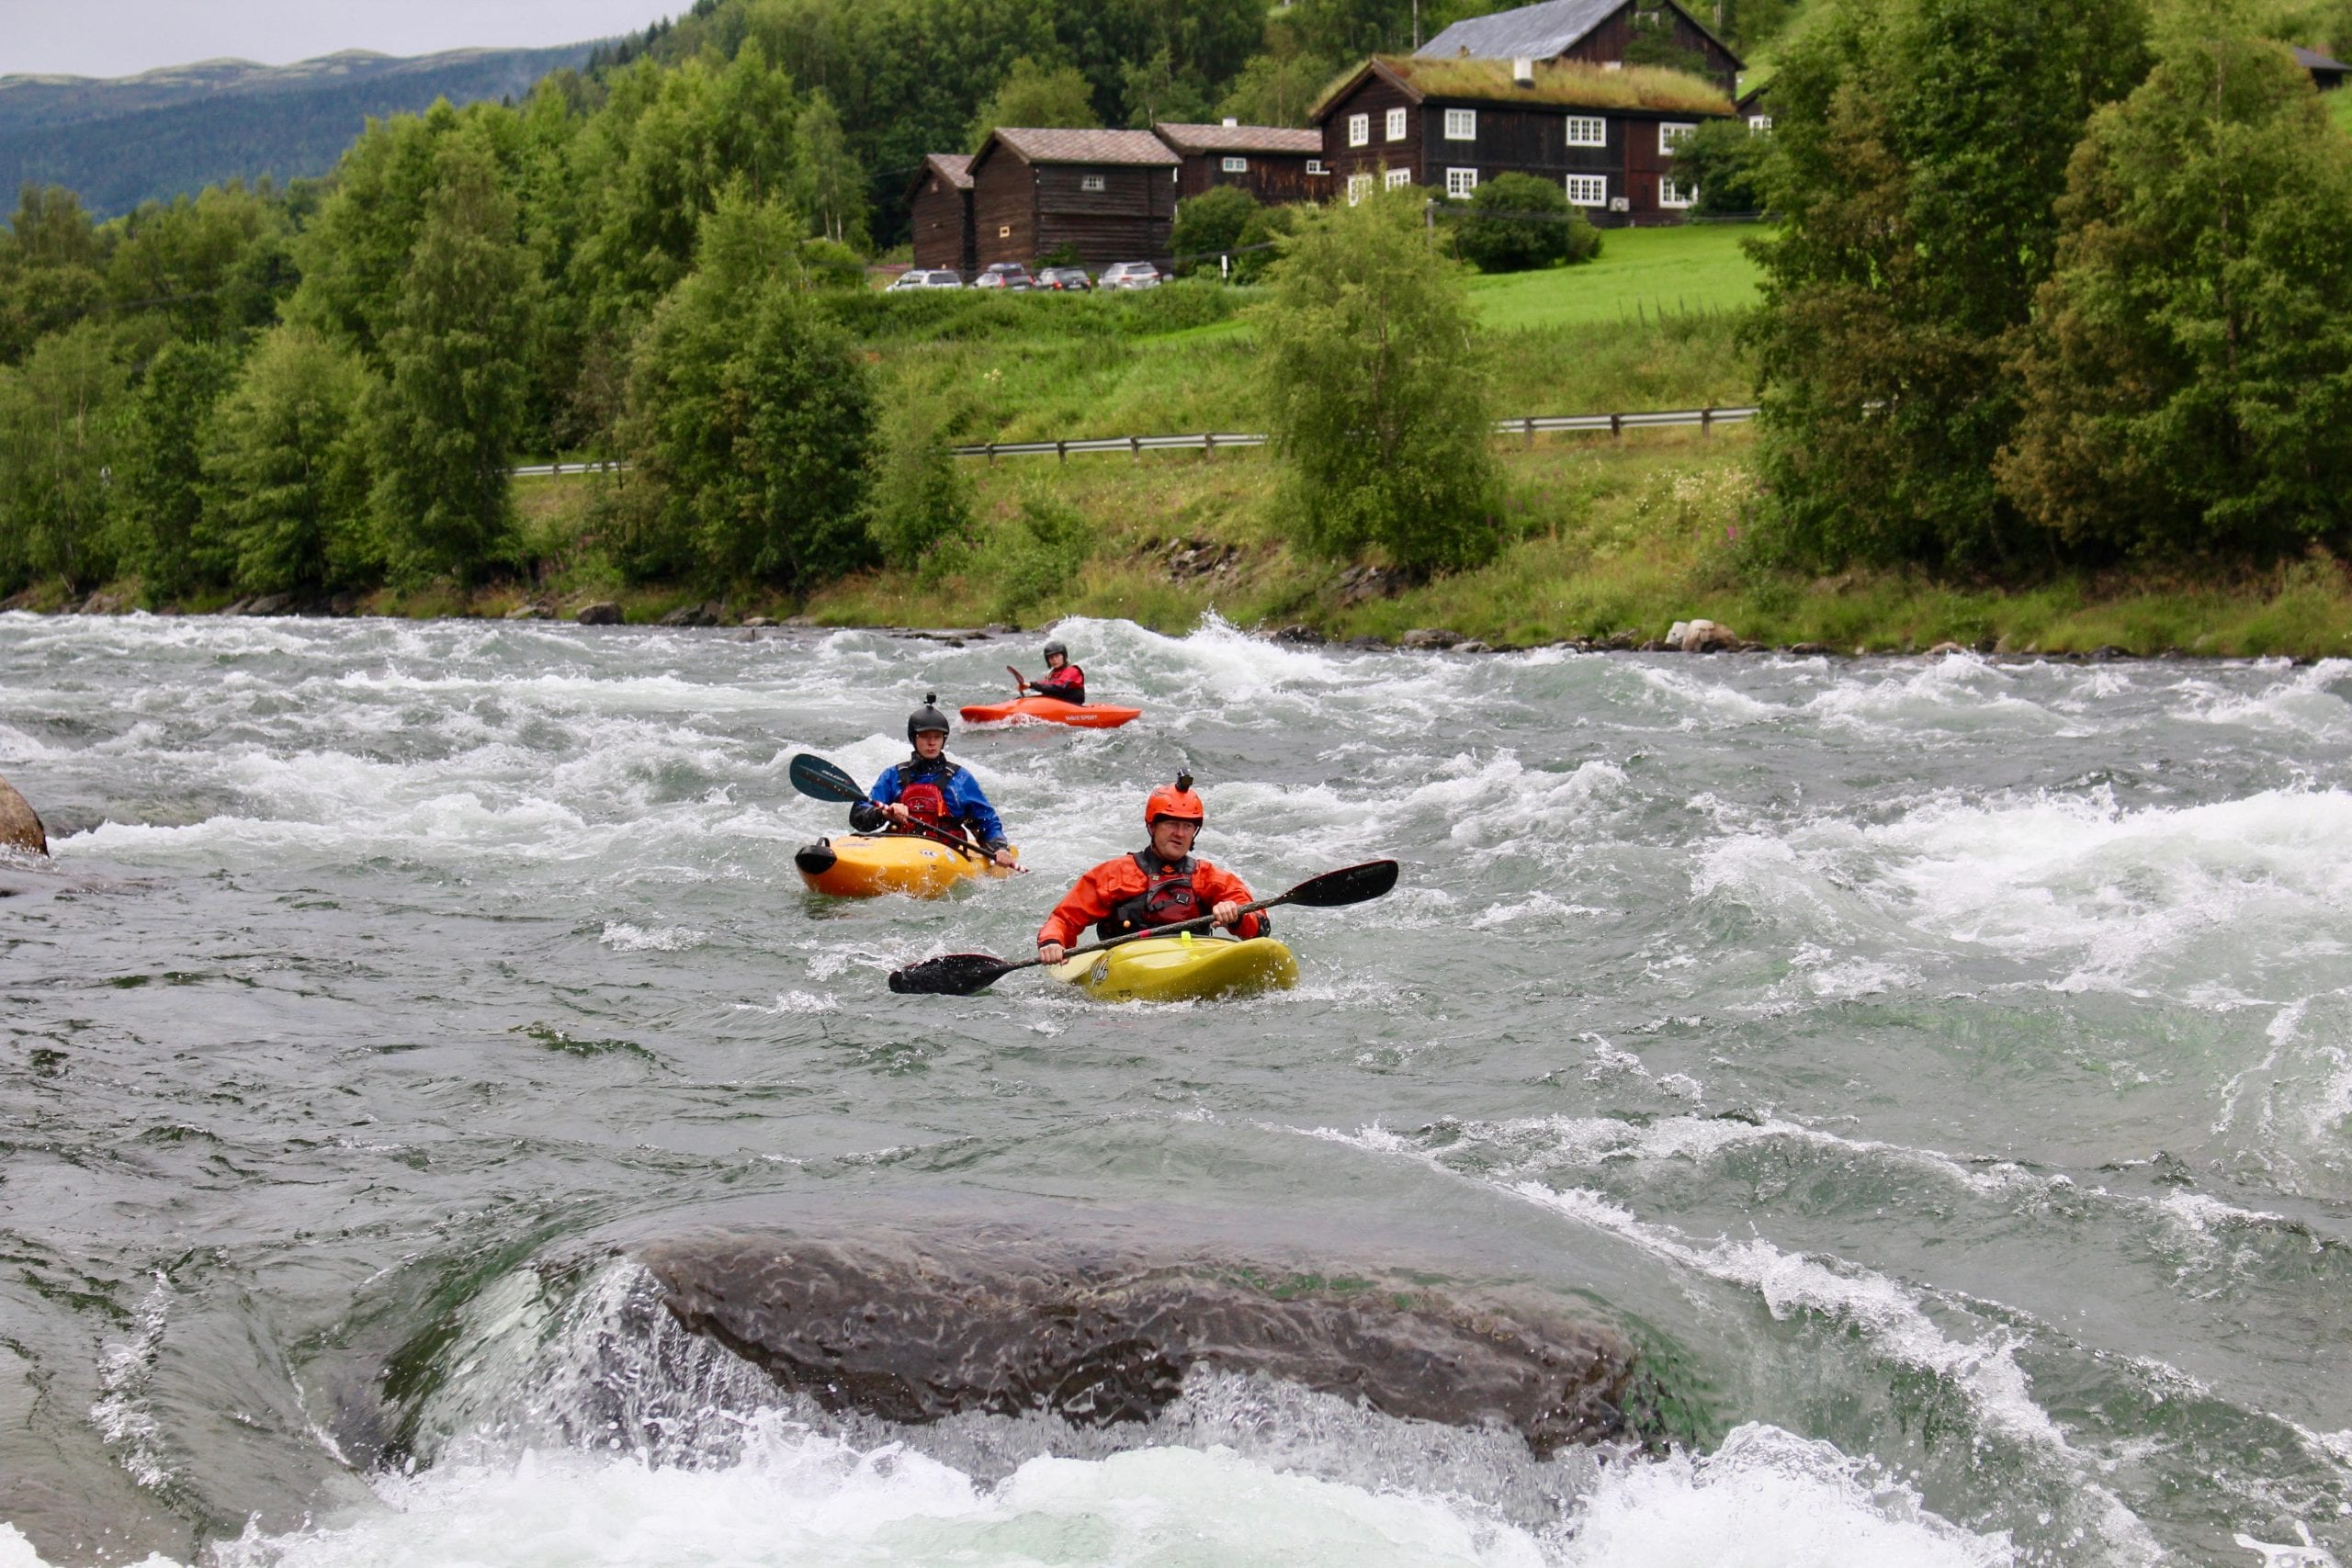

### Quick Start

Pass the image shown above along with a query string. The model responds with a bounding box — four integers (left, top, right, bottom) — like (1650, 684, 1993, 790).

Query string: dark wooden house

(2295, 45, 2349, 90)
(1418, 0, 1744, 100)
(908, 153, 975, 275)
(967, 127, 1180, 270)
(1153, 121, 1330, 206)
(1312, 54, 1735, 225)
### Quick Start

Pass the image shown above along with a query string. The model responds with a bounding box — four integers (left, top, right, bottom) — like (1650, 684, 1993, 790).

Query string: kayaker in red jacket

(1017, 640, 1086, 706)
(1036, 773, 1266, 964)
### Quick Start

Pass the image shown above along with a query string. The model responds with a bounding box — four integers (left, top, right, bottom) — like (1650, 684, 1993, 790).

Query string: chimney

(1512, 56, 1535, 85)
(1223, 117, 1238, 126)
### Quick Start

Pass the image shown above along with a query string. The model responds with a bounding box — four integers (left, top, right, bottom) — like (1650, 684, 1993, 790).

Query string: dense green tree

(617, 193, 876, 587)
(1216, 31, 1341, 129)
(113, 337, 243, 598)
(0, 318, 131, 592)
(366, 130, 539, 583)
(199, 327, 376, 595)
(1253, 188, 1501, 573)
(1744, 0, 2153, 570)
(286, 102, 472, 361)
(969, 56, 1102, 149)
(0, 186, 108, 366)
(865, 387, 977, 576)
(1676, 118, 1771, 215)
(1998, 29, 2352, 560)
(791, 91, 870, 247)
(104, 183, 294, 344)
(1171, 186, 1260, 276)
(1231, 202, 1299, 284)
(1450, 172, 1600, 272)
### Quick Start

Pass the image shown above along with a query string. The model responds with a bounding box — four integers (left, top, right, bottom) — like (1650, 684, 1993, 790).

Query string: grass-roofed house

(1419, 0, 1743, 99)
(908, 152, 975, 276)
(1311, 54, 1736, 224)
(967, 127, 1181, 272)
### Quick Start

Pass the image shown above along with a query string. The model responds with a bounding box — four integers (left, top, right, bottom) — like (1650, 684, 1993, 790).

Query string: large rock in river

(640, 1225, 1641, 1453)
(0, 773, 48, 856)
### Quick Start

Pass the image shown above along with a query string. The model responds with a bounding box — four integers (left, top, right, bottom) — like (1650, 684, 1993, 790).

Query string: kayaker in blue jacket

(850, 695, 1018, 868)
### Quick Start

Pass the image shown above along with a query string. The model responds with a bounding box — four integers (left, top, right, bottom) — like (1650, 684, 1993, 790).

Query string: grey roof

(1154, 122, 1324, 155)
(923, 152, 973, 190)
(1419, 0, 1627, 62)
(2294, 44, 2349, 71)
(984, 127, 1181, 168)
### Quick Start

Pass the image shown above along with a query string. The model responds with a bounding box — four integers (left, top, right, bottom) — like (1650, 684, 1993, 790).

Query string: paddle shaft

(1015, 891, 1290, 977)
(1006, 662, 1027, 693)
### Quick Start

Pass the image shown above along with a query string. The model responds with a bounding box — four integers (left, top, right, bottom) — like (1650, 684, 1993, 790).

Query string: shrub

(1677, 118, 1771, 216)
(986, 485, 1094, 620)
(865, 389, 978, 579)
(1451, 173, 1600, 273)
(1170, 186, 1260, 277)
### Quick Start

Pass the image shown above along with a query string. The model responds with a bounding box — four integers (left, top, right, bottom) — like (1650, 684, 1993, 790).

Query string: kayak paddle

(787, 751, 985, 862)
(885, 858, 1399, 996)
(1006, 662, 1028, 693)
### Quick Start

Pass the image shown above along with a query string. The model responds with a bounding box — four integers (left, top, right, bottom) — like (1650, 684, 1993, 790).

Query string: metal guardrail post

(1522, 416, 1535, 449)
(1057, 440, 1068, 464)
(1203, 432, 1216, 461)
(1130, 434, 1140, 464)
(1702, 406, 1713, 436)
(1611, 412, 1623, 441)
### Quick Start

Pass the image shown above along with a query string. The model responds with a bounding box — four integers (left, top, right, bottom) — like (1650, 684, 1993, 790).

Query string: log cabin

(1312, 54, 1736, 225)
(967, 127, 1180, 271)
(1153, 121, 1330, 206)
(907, 153, 974, 276)
(1418, 0, 1743, 101)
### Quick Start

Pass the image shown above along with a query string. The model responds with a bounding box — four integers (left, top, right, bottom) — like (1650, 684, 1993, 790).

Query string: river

(2, 612, 2346, 1568)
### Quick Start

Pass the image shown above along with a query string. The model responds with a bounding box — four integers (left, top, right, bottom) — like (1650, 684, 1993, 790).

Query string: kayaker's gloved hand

(1212, 899, 1243, 930)
(1038, 941, 1066, 964)
(849, 802, 886, 833)
(992, 846, 1018, 868)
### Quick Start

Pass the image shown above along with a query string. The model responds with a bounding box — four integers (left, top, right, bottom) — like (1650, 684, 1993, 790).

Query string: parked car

(1099, 261, 1161, 290)
(885, 269, 963, 290)
(1035, 266, 1092, 292)
(972, 263, 1034, 291)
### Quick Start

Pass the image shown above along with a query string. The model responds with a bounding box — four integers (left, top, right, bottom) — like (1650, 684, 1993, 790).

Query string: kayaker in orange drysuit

(1016, 640, 1086, 706)
(1035, 773, 1265, 964)
(850, 695, 1017, 868)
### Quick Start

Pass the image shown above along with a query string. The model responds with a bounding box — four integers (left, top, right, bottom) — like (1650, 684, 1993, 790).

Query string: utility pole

(1413, 0, 1421, 48)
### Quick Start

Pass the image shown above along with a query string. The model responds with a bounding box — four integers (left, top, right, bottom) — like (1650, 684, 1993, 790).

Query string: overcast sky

(6, 0, 673, 80)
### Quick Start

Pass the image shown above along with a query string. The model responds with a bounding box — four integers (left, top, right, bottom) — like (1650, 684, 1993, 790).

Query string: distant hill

(0, 44, 605, 218)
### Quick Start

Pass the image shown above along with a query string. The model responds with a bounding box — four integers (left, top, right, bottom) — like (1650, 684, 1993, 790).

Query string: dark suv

(973, 263, 1035, 291)
(1035, 266, 1092, 291)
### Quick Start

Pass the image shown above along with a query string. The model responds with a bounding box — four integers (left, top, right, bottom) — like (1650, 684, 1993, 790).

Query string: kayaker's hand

(884, 802, 910, 826)
(1038, 942, 1066, 964)
(1212, 899, 1242, 930)
(992, 847, 1017, 869)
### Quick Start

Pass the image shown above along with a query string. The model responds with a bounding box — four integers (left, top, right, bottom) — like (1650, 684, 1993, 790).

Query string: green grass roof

(1315, 55, 1736, 119)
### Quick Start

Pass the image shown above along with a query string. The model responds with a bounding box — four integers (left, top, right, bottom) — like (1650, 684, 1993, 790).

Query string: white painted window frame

(1748, 114, 1773, 132)
(1564, 115, 1606, 147)
(1347, 173, 1374, 204)
(1221, 155, 1249, 172)
(1659, 121, 1696, 155)
(1385, 107, 1408, 141)
(1306, 158, 1326, 174)
(1443, 108, 1476, 141)
(1657, 175, 1696, 208)
(1348, 112, 1370, 147)
(1385, 165, 1413, 188)
(1565, 174, 1608, 206)
(1080, 173, 1106, 192)
(1445, 165, 1478, 198)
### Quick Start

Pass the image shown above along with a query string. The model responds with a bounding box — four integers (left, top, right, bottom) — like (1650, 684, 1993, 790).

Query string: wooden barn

(1312, 54, 1735, 225)
(2296, 44, 2350, 90)
(1153, 121, 1330, 206)
(907, 153, 974, 275)
(1418, 0, 1744, 100)
(967, 127, 1180, 271)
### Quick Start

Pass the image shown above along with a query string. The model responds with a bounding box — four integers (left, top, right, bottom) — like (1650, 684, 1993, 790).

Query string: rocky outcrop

(660, 602, 723, 627)
(1397, 627, 1464, 650)
(1334, 564, 1413, 606)
(641, 1227, 1642, 1455)
(0, 774, 49, 857)
(575, 602, 624, 626)
(1667, 618, 1738, 652)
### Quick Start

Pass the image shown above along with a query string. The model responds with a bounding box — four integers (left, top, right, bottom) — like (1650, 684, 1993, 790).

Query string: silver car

(1099, 261, 1161, 290)
(886, 269, 964, 290)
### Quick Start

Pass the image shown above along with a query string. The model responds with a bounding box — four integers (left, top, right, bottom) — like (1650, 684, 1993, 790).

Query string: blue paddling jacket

(852, 755, 1010, 852)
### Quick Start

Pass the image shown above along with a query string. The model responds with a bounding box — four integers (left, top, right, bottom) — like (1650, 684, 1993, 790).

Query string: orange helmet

(1145, 772, 1204, 826)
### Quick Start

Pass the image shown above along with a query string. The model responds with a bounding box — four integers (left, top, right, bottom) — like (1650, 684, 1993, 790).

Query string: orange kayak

(958, 695, 1141, 728)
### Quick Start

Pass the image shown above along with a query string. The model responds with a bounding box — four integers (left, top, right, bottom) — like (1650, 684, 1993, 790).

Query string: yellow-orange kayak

(958, 695, 1141, 728)
(794, 833, 1015, 898)
(1050, 932, 1297, 1002)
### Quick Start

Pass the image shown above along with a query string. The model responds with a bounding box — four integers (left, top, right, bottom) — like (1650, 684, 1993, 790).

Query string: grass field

(2331, 86, 2352, 135)
(1464, 222, 1767, 330)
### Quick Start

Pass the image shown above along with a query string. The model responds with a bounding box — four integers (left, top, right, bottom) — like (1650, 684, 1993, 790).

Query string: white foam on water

(600, 923, 709, 953)
(1797, 655, 2079, 739)
(2174, 660, 2352, 742)
(87, 1272, 174, 1492)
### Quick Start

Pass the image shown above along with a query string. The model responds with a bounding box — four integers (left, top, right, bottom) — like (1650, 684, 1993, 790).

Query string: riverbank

(15, 429, 2351, 660)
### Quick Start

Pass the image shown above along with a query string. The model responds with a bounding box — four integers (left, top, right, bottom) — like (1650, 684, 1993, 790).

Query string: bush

(865, 389, 977, 579)
(986, 486, 1094, 620)
(1232, 203, 1298, 284)
(199, 326, 377, 595)
(1451, 173, 1600, 273)
(1170, 185, 1260, 277)
(1677, 118, 1771, 216)
(797, 238, 867, 290)
(1253, 187, 1503, 574)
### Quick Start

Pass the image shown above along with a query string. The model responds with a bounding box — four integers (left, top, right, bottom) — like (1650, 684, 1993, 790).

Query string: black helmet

(1043, 639, 1069, 660)
(907, 693, 951, 742)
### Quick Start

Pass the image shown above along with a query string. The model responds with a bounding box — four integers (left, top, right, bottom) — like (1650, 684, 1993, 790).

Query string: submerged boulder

(0, 773, 48, 856)
(640, 1226, 1640, 1455)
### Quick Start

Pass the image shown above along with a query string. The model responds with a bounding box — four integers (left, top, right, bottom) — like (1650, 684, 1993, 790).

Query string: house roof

(1311, 54, 1735, 120)
(922, 152, 973, 190)
(2293, 44, 2349, 71)
(1153, 121, 1324, 155)
(973, 127, 1182, 175)
(1418, 0, 1742, 69)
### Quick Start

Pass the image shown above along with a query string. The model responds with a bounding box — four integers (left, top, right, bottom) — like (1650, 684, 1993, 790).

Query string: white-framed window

(1748, 114, 1773, 132)
(1306, 158, 1326, 174)
(1445, 166, 1478, 197)
(1385, 166, 1412, 188)
(1081, 174, 1105, 191)
(1347, 173, 1374, 204)
(1222, 155, 1248, 172)
(1602, 59, 1623, 70)
(1385, 107, 1408, 141)
(1658, 175, 1696, 208)
(1659, 121, 1696, 155)
(1348, 112, 1369, 147)
(1443, 108, 1476, 141)
(1564, 115, 1606, 147)
(1565, 174, 1608, 206)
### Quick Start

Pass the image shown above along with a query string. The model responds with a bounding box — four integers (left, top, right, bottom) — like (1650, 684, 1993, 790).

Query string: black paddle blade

(888, 952, 1022, 996)
(789, 752, 865, 804)
(1285, 859, 1400, 908)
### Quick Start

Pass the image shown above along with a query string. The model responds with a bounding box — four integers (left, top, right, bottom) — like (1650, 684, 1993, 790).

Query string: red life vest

(1097, 852, 1204, 940)
(897, 780, 949, 827)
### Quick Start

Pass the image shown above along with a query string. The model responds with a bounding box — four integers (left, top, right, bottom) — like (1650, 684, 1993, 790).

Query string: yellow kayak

(794, 833, 1015, 898)
(1051, 932, 1298, 1003)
